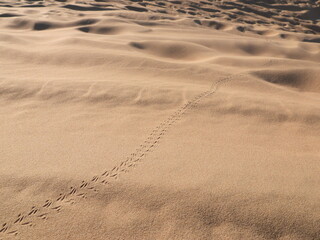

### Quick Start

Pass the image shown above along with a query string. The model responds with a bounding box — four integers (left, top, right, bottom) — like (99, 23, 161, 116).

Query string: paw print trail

(0, 75, 233, 238)
(0, 55, 274, 239)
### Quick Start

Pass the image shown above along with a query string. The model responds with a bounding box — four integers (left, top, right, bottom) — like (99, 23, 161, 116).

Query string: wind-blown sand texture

(0, 0, 320, 239)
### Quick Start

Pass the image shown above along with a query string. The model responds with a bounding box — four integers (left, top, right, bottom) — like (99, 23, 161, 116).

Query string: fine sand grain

(0, 0, 319, 239)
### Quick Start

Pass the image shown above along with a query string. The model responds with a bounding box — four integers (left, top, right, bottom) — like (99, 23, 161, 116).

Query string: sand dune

(0, 0, 319, 239)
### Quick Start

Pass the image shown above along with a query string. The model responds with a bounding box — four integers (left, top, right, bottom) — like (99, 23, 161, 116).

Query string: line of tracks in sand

(0, 38, 274, 240)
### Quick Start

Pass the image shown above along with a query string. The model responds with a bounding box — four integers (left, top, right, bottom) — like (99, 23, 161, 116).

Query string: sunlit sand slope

(0, 0, 319, 239)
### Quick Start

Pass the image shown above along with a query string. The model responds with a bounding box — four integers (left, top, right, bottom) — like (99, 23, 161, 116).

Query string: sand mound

(299, 6, 320, 21)
(252, 69, 320, 93)
(78, 19, 150, 35)
(195, 19, 232, 30)
(129, 40, 215, 61)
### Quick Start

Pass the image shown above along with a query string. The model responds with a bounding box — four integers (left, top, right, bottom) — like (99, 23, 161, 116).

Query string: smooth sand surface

(0, 0, 319, 239)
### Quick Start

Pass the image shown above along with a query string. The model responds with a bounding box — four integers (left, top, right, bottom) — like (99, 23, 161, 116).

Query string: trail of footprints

(0, 46, 274, 240)
(0, 73, 241, 239)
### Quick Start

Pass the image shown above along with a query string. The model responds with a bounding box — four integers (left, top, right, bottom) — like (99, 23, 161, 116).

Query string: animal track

(0, 66, 267, 237)
(0, 6, 277, 237)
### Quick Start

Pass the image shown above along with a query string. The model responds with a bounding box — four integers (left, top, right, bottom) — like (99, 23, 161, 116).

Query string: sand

(0, 0, 319, 239)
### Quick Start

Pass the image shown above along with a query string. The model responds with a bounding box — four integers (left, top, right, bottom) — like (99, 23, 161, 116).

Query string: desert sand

(0, 0, 320, 239)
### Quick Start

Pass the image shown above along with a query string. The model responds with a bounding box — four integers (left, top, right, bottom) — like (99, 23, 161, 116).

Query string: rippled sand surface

(0, 0, 319, 239)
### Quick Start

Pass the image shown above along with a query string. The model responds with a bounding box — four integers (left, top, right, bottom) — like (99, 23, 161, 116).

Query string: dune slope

(0, 0, 319, 239)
